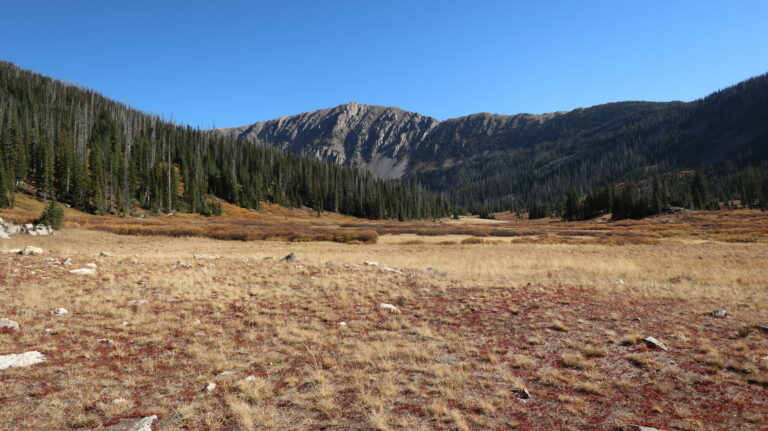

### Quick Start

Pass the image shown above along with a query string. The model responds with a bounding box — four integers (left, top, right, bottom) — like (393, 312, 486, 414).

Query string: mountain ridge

(216, 73, 768, 211)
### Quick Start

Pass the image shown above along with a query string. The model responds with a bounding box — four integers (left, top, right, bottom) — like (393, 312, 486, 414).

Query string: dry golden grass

(1, 199, 768, 430)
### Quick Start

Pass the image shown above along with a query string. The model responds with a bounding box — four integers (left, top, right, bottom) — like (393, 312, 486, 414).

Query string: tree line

(0, 61, 451, 220)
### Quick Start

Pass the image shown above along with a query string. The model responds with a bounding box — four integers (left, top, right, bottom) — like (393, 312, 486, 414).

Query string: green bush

(40, 200, 64, 229)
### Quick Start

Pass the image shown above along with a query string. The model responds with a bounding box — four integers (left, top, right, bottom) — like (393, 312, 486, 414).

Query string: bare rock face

(216, 102, 561, 181)
(218, 102, 440, 180)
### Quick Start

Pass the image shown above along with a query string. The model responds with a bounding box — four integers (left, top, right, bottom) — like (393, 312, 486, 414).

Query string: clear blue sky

(2, 1, 767, 128)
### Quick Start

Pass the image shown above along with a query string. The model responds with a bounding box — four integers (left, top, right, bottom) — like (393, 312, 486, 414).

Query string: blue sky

(2, 1, 767, 127)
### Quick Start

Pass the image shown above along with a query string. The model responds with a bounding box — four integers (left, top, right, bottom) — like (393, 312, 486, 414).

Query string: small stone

(206, 382, 217, 393)
(20, 246, 43, 256)
(99, 251, 113, 257)
(710, 309, 728, 318)
(642, 336, 668, 351)
(122, 321, 131, 326)
(379, 303, 398, 313)
(129, 257, 139, 264)
(630, 426, 667, 431)
(51, 308, 69, 315)
(338, 321, 347, 327)
(128, 299, 148, 305)
(84, 262, 97, 268)
(283, 252, 299, 262)
(69, 267, 96, 275)
(513, 387, 531, 399)
(101, 415, 157, 431)
(0, 231, 10, 240)
(62, 258, 72, 266)
(193, 254, 220, 260)
(364, 261, 378, 266)
(0, 351, 47, 370)
(0, 318, 20, 332)
(219, 370, 238, 376)
(176, 261, 193, 268)
(97, 338, 113, 344)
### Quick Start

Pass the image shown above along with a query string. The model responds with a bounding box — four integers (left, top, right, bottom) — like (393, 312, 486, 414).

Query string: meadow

(1, 196, 767, 430)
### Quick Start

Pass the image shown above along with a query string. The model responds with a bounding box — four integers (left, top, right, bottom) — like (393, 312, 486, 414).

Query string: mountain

(0, 61, 450, 220)
(218, 102, 439, 180)
(218, 73, 768, 211)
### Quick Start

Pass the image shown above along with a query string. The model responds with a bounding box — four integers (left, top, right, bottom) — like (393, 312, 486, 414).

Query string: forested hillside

(0, 61, 450, 220)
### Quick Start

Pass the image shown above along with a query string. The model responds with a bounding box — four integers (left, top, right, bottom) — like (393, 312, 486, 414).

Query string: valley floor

(1, 218, 767, 430)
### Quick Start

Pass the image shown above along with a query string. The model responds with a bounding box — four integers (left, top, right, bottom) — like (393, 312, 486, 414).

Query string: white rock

(0, 351, 47, 370)
(631, 426, 667, 431)
(0, 248, 21, 254)
(69, 267, 96, 275)
(20, 246, 43, 256)
(97, 338, 113, 344)
(379, 303, 398, 313)
(244, 375, 257, 382)
(338, 321, 347, 327)
(193, 254, 220, 260)
(0, 231, 10, 240)
(62, 258, 72, 266)
(129, 257, 139, 264)
(102, 415, 157, 431)
(219, 370, 238, 376)
(51, 308, 69, 315)
(206, 382, 217, 393)
(364, 261, 379, 266)
(84, 262, 97, 268)
(0, 318, 20, 332)
(642, 336, 668, 351)
(176, 261, 193, 268)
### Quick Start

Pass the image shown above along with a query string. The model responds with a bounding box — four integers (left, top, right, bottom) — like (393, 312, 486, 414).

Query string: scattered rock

(175, 261, 193, 268)
(219, 370, 238, 376)
(99, 251, 113, 257)
(206, 382, 217, 393)
(129, 257, 139, 264)
(512, 387, 531, 399)
(20, 246, 43, 256)
(338, 321, 347, 327)
(379, 303, 398, 313)
(193, 254, 220, 260)
(0, 231, 9, 240)
(364, 261, 378, 266)
(642, 336, 668, 351)
(128, 299, 149, 305)
(0, 318, 20, 332)
(62, 258, 72, 266)
(51, 308, 69, 315)
(70, 267, 96, 275)
(0, 351, 47, 370)
(710, 309, 728, 318)
(84, 262, 97, 268)
(630, 426, 667, 431)
(283, 252, 299, 262)
(381, 265, 403, 274)
(97, 338, 113, 344)
(100, 415, 157, 431)
(4, 223, 21, 234)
